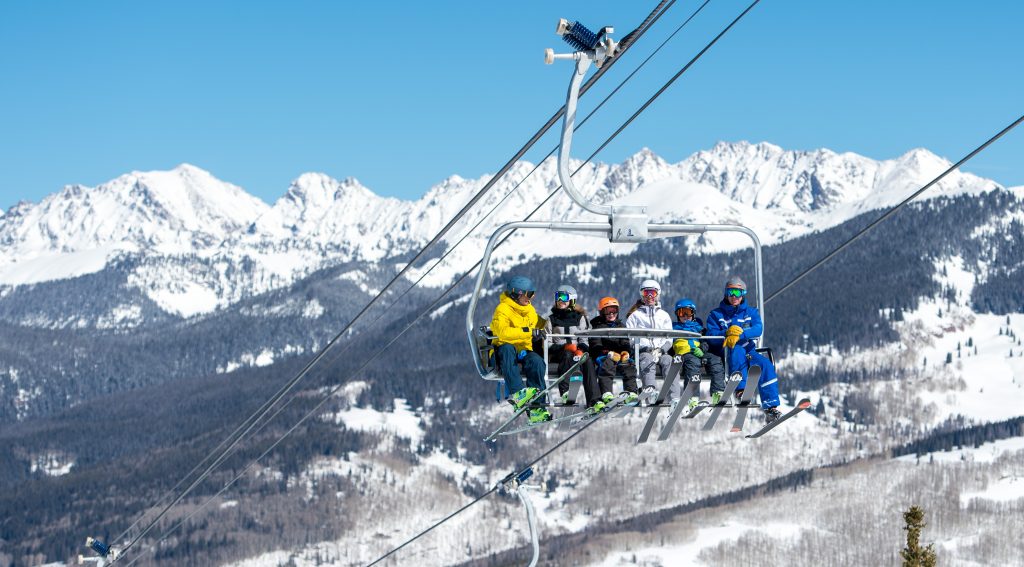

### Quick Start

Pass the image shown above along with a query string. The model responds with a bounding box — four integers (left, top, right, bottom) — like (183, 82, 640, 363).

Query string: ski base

(745, 398, 812, 439)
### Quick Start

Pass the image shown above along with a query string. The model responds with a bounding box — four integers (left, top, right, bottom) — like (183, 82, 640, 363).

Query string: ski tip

(797, 398, 812, 409)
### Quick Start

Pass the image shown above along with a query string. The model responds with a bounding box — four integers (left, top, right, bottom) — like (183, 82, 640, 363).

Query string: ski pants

(495, 344, 547, 404)
(549, 349, 600, 407)
(678, 353, 703, 398)
(726, 347, 780, 409)
(596, 356, 639, 396)
(699, 351, 726, 395)
(639, 350, 676, 399)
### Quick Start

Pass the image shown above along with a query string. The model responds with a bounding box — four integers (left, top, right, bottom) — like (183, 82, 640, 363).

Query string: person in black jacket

(542, 285, 604, 411)
(588, 296, 639, 404)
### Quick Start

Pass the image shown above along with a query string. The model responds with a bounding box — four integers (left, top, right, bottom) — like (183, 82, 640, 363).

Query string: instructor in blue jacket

(706, 276, 783, 425)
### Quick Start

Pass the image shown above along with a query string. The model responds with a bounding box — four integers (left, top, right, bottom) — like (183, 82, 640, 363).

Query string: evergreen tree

(901, 505, 937, 567)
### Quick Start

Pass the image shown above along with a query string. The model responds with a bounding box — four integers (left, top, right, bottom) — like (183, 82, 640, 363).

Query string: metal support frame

(465, 221, 764, 380)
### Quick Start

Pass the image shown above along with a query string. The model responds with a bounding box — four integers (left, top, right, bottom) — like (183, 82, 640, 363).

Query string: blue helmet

(674, 298, 697, 319)
(675, 298, 697, 312)
(506, 275, 536, 296)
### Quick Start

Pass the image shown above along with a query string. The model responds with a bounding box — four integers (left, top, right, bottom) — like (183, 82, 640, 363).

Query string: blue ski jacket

(706, 298, 763, 356)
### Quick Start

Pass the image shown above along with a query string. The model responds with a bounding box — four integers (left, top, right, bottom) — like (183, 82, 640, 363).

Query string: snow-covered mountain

(0, 142, 1005, 319)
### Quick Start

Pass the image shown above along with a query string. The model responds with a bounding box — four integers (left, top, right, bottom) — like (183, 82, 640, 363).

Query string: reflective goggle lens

(525, 290, 535, 298)
(726, 288, 746, 298)
(641, 288, 659, 297)
(676, 307, 694, 318)
(555, 292, 570, 303)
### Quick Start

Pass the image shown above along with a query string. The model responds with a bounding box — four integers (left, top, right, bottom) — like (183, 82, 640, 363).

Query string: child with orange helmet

(588, 296, 639, 404)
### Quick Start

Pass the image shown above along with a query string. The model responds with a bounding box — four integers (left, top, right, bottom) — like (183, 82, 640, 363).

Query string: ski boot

(686, 396, 700, 412)
(560, 391, 571, 406)
(601, 391, 616, 404)
(529, 408, 552, 424)
(764, 406, 782, 425)
(510, 387, 539, 411)
(639, 385, 657, 407)
(710, 391, 723, 406)
(587, 400, 606, 415)
(621, 391, 639, 405)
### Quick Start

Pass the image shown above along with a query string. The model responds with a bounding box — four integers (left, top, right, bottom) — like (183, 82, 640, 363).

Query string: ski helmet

(675, 298, 697, 319)
(639, 279, 661, 295)
(724, 275, 746, 290)
(555, 284, 578, 305)
(598, 296, 620, 312)
(506, 275, 536, 297)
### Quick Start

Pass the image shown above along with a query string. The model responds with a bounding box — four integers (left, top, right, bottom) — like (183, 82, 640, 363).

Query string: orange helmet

(598, 297, 620, 311)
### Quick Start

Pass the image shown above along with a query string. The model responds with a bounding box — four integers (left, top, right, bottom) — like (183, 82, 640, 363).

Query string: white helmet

(639, 279, 661, 294)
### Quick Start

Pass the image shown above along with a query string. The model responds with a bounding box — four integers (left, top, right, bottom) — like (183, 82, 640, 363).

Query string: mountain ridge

(0, 142, 1006, 318)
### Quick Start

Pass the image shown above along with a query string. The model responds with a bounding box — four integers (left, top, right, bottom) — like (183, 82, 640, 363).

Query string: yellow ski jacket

(491, 294, 540, 352)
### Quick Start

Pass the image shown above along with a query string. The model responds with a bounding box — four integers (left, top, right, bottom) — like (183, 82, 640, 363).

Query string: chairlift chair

(466, 19, 768, 388)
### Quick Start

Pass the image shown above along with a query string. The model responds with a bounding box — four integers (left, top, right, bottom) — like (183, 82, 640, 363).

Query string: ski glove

(609, 351, 621, 363)
(693, 345, 704, 358)
(619, 351, 630, 362)
(532, 328, 547, 341)
(723, 325, 744, 349)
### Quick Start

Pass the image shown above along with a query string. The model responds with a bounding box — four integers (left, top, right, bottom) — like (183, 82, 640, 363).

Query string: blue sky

(1, 1, 1021, 209)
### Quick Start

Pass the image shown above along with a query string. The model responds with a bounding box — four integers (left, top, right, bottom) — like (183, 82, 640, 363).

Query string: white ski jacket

(625, 301, 673, 352)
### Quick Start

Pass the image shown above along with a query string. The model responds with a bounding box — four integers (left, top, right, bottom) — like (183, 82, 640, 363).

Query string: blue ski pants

(495, 344, 547, 403)
(726, 348, 780, 409)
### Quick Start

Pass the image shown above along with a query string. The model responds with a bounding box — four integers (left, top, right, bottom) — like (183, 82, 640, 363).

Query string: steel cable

(106, 1, 677, 561)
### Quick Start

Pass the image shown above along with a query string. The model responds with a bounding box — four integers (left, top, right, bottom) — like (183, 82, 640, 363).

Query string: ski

(499, 406, 584, 435)
(730, 366, 761, 433)
(557, 403, 586, 429)
(635, 357, 682, 444)
(682, 400, 710, 419)
(609, 395, 640, 418)
(561, 373, 584, 406)
(483, 354, 586, 442)
(701, 375, 741, 431)
(654, 371, 701, 441)
(569, 392, 628, 426)
(745, 398, 812, 439)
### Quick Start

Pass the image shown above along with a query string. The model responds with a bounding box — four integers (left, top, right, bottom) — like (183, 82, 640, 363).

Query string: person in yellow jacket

(491, 275, 551, 424)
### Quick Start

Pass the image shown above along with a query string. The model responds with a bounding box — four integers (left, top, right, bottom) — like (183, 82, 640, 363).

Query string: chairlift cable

(380, 0, 714, 313)
(360, 113, 1024, 565)
(101, 2, 677, 562)
(765, 112, 1024, 304)
(143, 0, 757, 558)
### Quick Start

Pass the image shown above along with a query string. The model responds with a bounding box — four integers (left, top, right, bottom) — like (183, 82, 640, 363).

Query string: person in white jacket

(625, 279, 678, 405)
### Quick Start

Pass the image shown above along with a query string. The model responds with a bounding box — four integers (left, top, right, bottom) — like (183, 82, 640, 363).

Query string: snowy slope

(0, 143, 1004, 317)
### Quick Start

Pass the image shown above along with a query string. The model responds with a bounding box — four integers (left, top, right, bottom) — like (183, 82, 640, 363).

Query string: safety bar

(466, 221, 764, 379)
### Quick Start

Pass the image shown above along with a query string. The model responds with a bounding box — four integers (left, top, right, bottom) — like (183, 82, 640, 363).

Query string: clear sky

(1, 1, 1021, 210)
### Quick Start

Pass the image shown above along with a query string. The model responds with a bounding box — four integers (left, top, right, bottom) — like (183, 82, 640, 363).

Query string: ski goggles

(676, 307, 695, 319)
(725, 288, 747, 298)
(511, 289, 535, 299)
(554, 291, 571, 303)
(641, 288, 659, 298)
